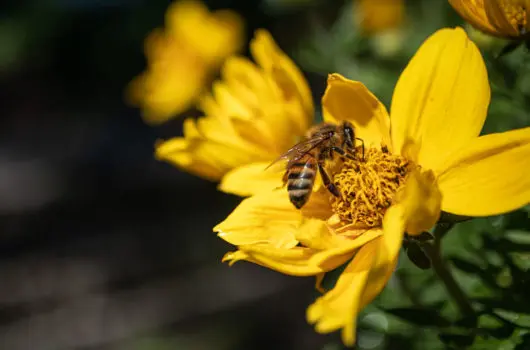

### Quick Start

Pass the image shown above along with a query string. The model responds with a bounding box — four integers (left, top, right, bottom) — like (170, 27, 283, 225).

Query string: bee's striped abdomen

(286, 157, 316, 209)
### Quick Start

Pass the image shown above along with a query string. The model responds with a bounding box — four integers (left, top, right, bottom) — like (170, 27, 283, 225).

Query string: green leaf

(485, 323, 516, 340)
(438, 333, 476, 348)
(515, 333, 530, 349)
(450, 257, 486, 275)
(476, 298, 530, 314)
(385, 306, 451, 328)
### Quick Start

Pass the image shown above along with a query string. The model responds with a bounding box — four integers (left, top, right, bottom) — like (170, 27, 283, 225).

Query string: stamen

(331, 145, 414, 228)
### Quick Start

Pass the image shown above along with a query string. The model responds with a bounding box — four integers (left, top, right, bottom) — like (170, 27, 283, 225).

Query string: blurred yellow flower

(449, 0, 530, 39)
(215, 27, 530, 346)
(354, 0, 405, 34)
(126, 0, 244, 125)
(155, 30, 314, 190)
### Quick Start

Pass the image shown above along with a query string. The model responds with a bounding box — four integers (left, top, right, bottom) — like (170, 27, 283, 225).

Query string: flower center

(330, 145, 413, 228)
(498, 0, 527, 33)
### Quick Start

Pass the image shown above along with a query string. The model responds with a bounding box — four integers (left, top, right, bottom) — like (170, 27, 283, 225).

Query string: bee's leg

(282, 171, 288, 187)
(327, 147, 334, 161)
(331, 146, 355, 161)
(355, 137, 365, 160)
(331, 146, 360, 172)
(273, 171, 289, 190)
(317, 162, 340, 198)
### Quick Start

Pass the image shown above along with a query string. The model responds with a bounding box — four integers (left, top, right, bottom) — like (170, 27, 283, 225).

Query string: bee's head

(342, 121, 355, 148)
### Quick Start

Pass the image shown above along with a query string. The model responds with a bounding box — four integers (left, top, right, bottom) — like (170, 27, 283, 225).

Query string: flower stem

(422, 223, 475, 317)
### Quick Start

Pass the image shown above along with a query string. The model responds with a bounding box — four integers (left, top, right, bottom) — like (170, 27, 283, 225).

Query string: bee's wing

(264, 135, 329, 173)
(264, 157, 289, 173)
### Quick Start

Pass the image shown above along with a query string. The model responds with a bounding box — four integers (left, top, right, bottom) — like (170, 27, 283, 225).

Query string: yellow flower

(126, 0, 244, 125)
(155, 30, 314, 191)
(214, 27, 530, 346)
(449, 0, 530, 39)
(354, 0, 405, 35)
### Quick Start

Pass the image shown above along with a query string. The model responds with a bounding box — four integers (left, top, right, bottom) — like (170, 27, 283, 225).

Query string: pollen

(330, 145, 413, 228)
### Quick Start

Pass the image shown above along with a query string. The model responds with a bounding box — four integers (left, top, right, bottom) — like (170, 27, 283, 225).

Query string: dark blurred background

(0, 1, 345, 349)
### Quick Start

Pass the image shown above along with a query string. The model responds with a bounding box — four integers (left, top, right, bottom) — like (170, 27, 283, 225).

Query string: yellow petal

(250, 29, 314, 132)
(221, 56, 276, 118)
(220, 54, 306, 153)
(390, 27, 490, 171)
(165, 0, 244, 65)
(484, 0, 521, 37)
(211, 80, 254, 120)
(222, 245, 354, 276)
(229, 117, 281, 154)
(155, 119, 260, 181)
(128, 9, 236, 124)
(219, 162, 284, 197)
(437, 126, 530, 216)
(315, 273, 326, 293)
(221, 217, 381, 277)
(448, 0, 500, 37)
(154, 138, 223, 180)
(394, 169, 442, 235)
(322, 73, 391, 149)
(296, 219, 380, 253)
(306, 241, 377, 346)
(214, 189, 300, 248)
(126, 36, 207, 124)
(198, 92, 223, 116)
(207, 76, 281, 153)
(308, 229, 382, 268)
(305, 198, 412, 346)
(359, 205, 405, 306)
(228, 240, 374, 277)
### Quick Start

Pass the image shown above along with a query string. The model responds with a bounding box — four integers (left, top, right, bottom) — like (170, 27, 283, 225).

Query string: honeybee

(268, 121, 364, 209)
